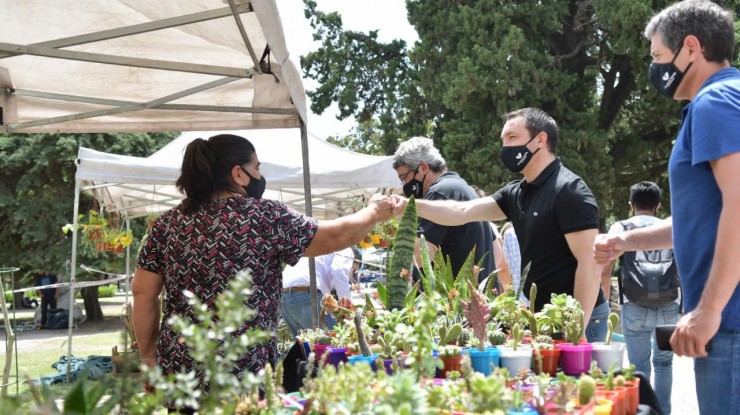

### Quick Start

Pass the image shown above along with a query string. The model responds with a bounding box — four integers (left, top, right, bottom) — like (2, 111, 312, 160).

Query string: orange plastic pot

(623, 379, 640, 415)
(439, 355, 463, 379)
(533, 347, 561, 376)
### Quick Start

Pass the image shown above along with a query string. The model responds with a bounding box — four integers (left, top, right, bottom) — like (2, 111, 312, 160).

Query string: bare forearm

(133, 296, 161, 358)
(416, 199, 468, 225)
(574, 262, 601, 327)
(624, 217, 673, 251)
(600, 261, 615, 301)
(306, 207, 382, 257)
(695, 208, 740, 316)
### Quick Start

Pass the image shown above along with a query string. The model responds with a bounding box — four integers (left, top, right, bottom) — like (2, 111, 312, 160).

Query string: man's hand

(390, 194, 408, 217)
(593, 233, 627, 265)
(368, 194, 394, 222)
(670, 306, 720, 357)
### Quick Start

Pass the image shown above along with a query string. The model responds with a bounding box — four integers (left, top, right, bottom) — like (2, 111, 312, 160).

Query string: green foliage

(384, 196, 416, 310)
(97, 284, 117, 298)
(302, 362, 377, 414)
(0, 132, 174, 281)
(536, 292, 582, 336)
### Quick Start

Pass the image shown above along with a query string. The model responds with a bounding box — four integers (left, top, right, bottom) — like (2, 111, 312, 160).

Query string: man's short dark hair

(503, 107, 559, 153)
(630, 181, 661, 211)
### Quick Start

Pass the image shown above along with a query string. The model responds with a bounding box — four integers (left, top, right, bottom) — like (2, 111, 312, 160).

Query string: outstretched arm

(392, 195, 507, 225)
(593, 218, 673, 264)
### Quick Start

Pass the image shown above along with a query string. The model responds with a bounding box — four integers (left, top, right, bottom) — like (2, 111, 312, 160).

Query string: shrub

(98, 284, 117, 298)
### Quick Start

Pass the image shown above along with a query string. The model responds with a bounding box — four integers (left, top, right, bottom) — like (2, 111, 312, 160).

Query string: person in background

(132, 134, 392, 414)
(281, 246, 358, 337)
(392, 108, 606, 342)
(34, 271, 59, 329)
(600, 181, 680, 415)
(595, 2, 740, 412)
(500, 222, 526, 303)
(393, 137, 496, 283)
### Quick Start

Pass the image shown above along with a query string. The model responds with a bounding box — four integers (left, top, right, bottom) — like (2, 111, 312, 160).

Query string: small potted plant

(347, 312, 379, 370)
(532, 333, 560, 377)
(591, 312, 625, 371)
(313, 333, 333, 366)
(438, 345, 463, 379)
(556, 306, 593, 376)
(499, 323, 532, 377)
(463, 280, 499, 375)
(376, 331, 402, 375)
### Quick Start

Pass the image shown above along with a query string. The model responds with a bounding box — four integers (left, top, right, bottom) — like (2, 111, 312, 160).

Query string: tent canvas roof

(0, 0, 305, 133)
(78, 130, 400, 219)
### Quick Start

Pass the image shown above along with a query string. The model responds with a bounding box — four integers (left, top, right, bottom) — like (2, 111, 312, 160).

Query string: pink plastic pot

(556, 342, 593, 376)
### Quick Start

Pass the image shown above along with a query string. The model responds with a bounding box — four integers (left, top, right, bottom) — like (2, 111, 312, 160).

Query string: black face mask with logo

(649, 42, 692, 98)
(402, 169, 427, 199)
(240, 167, 266, 199)
(500, 135, 540, 173)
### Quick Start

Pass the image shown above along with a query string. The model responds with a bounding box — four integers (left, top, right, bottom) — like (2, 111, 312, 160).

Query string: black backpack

(617, 219, 681, 307)
(46, 308, 69, 330)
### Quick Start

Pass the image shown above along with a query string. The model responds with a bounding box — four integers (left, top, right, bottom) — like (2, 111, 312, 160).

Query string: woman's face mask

(240, 166, 266, 199)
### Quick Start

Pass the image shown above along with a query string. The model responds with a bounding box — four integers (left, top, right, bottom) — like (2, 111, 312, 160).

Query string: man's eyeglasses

(398, 167, 417, 184)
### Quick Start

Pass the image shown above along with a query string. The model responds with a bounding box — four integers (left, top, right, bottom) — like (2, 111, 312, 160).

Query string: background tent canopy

(0, 0, 305, 133)
(77, 130, 401, 219)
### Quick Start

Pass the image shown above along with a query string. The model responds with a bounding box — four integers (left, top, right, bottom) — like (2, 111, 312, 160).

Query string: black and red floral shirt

(137, 196, 318, 378)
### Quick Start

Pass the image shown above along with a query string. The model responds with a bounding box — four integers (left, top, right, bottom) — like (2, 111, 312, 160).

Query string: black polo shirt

(419, 171, 496, 281)
(492, 158, 603, 312)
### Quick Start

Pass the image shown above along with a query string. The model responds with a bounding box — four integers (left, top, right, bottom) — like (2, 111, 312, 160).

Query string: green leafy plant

(536, 292, 581, 336)
(380, 196, 417, 310)
(520, 282, 539, 337)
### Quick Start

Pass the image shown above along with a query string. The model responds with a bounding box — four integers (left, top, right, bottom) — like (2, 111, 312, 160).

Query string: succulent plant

(354, 311, 373, 357)
(462, 280, 491, 351)
(316, 335, 333, 345)
(439, 322, 463, 344)
(578, 374, 597, 405)
(605, 312, 620, 345)
(439, 345, 462, 358)
(510, 323, 524, 351)
(488, 329, 506, 346)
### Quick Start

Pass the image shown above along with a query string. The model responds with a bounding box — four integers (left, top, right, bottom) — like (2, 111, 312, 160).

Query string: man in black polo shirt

(392, 136, 496, 283)
(392, 108, 608, 342)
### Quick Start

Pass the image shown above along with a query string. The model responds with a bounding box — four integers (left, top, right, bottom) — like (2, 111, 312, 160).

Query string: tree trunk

(81, 287, 104, 321)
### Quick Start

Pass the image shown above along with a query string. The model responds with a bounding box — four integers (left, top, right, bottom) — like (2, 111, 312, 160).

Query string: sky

(275, 0, 418, 139)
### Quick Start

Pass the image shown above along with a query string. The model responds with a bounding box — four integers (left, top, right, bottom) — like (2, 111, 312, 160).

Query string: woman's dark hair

(176, 134, 256, 214)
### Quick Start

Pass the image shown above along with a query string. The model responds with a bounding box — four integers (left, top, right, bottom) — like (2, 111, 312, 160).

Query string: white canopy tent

(0, 0, 368, 381)
(77, 129, 400, 219)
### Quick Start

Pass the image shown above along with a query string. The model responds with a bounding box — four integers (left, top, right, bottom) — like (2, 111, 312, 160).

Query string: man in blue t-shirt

(594, 2, 740, 413)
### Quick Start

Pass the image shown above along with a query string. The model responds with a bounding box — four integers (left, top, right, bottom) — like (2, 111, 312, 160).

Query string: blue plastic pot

(466, 347, 498, 376)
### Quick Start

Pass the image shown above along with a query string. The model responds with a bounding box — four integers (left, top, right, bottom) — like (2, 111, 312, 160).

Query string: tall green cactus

(385, 196, 417, 310)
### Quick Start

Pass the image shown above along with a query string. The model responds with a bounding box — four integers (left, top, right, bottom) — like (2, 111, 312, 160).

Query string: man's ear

(683, 34, 702, 62)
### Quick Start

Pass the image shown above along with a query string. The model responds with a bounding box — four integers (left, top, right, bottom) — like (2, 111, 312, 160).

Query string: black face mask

(649, 42, 692, 98)
(240, 167, 266, 199)
(500, 135, 540, 173)
(402, 169, 427, 199)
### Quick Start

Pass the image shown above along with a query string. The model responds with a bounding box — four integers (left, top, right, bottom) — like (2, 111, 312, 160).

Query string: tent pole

(300, 120, 319, 328)
(66, 179, 81, 384)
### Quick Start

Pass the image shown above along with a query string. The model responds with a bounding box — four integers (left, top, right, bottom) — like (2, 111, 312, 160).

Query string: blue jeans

(622, 301, 680, 415)
(586, 300, 610, 343)
(280, 290, 336, 338)
(694, 328, 740, 415)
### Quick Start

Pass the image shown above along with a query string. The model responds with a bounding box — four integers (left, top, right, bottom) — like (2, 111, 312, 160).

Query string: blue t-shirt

(669, 67, 740, 330)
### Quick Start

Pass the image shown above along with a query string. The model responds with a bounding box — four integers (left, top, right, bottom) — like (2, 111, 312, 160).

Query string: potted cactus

(532, 333, 560, 377)
(438, 345, 463, 379)
(462, 280, 499, 375)
(498, 323, 532, 378)
(556, 306, 593, 376)
(437, 321, 463, 345)
(347, 312, 378, 370)
(591, 312, 625, 371)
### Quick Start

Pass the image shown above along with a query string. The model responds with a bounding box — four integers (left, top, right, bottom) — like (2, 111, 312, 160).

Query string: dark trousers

(40, 297, 57, 327)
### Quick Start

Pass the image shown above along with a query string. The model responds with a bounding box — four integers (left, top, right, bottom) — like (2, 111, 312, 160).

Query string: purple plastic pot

(327, 347, 348, 367)
(557, 342, 593, 376)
